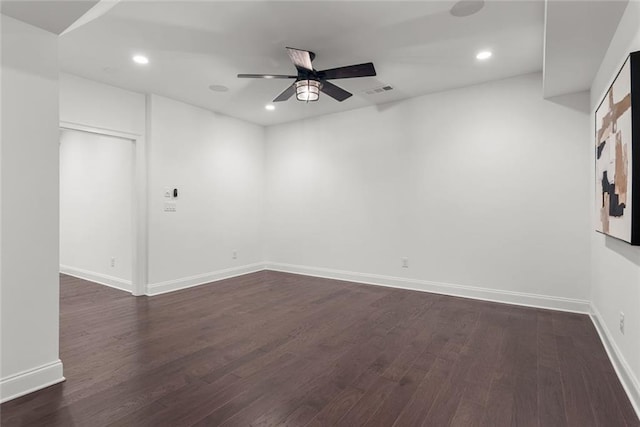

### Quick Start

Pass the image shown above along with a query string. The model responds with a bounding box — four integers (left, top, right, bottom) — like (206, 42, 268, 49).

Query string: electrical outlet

(110, 257, 115, 268)
(401, 257, 409, 268)
(232, 250, 238, 260)
(620, 312, 625, 334)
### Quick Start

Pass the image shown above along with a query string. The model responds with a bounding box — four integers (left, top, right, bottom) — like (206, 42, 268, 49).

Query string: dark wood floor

(1, 272, 637, 426)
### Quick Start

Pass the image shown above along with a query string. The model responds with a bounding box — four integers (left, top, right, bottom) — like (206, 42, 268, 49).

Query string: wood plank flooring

(1, 271, 637, 426)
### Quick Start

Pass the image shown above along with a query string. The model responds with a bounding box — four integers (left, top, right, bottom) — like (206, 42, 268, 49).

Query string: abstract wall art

(595, 51, 640, 244)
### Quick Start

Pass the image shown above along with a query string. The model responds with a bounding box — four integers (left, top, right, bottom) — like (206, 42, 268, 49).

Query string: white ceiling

(543, 0, 628, 98)
(59, 0, 545, 126)
(1, 0, 101, 34)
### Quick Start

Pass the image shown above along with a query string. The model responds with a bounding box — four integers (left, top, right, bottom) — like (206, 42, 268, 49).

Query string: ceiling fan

(237, 47, 376, 103)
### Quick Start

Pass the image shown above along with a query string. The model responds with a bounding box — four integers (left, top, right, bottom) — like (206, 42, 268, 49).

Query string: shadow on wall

(546, 91, 591, 114)
(605, 235, 640, 266)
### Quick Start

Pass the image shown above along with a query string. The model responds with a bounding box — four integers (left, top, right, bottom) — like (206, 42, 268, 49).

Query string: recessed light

(132, 55, 149, 65)
(209, 84, 229, 92)
(476, 51, 492, 60)
(265, 104, 275, 111)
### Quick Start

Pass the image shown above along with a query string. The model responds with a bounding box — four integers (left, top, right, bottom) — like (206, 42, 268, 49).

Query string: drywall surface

(60, 73, 145, 135)
(265, 73, 591, 304)
(590, 0, 640, 409)
(59, 73, 147, 294)
(147, 95, 265, 287)
(59, 129, 134, 289)
(0, 15, 63, 401)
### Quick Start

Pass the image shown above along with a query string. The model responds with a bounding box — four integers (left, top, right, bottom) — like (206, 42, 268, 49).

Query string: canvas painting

(595, 52, 640, 244)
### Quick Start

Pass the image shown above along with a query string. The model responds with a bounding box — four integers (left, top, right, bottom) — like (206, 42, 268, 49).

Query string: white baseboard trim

(590, 303, 640, 418)
(60, 265, 132, 293)
(0, 360, 65, 403)
(264, 262, 591, 314)
(146, 262, 266, 296)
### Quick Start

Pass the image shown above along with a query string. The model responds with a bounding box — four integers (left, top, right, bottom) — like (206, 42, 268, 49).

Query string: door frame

(59, 121, 147, 296)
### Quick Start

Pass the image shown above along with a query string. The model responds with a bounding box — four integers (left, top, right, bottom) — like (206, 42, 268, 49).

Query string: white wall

(59, 73, 147, 294)
(146, 95, 265, 293)
(58, 78, 266, 295)
(265, 73, 591, 310)
(0, 15, 64, 402)
(60, 73, 146, 135)
(590, 0, 640, 410)
(59, 130, 134, 290)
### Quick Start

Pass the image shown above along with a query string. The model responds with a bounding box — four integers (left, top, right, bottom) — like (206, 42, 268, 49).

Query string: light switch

(164, 202, 177, 212)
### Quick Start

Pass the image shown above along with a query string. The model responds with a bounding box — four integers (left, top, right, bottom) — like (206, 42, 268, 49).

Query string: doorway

(59, 128, 136, 294)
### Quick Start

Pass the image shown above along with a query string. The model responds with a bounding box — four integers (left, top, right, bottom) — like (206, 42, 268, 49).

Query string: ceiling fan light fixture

(295, 80, 321, 102)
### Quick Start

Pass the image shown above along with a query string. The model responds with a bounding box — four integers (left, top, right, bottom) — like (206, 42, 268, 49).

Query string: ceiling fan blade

(273, 83, 296, 102)
(286, 47, 314, 72)
(237, 74, 297, 79)
(319, 63, 376, 80)
(320, 81, 352, 102)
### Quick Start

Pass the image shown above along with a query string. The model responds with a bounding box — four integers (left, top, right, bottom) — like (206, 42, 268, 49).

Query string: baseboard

(60, 265, 132, 293)
(0, 360, 65, 403)
(590, 303, 640, 418)
(146, 262, 266, 296)
(264, 262, 591, 314)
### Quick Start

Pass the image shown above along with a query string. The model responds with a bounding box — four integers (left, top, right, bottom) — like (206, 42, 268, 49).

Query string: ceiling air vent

(364, 85, 394, 95)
